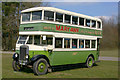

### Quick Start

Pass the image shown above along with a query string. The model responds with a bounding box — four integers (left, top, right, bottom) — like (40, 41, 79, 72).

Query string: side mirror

(48, 49, 52, 53)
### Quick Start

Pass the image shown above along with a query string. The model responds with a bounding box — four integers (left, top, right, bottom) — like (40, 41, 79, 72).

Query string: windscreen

(17, 35, 28, 44)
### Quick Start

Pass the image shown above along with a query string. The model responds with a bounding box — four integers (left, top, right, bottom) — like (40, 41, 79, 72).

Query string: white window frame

(62, 38, 64, 48)
(54, 12, 56, 22)
(42, 10, 44, 20)
(30, 12, 32, 21)
(63, 14, 65, 23)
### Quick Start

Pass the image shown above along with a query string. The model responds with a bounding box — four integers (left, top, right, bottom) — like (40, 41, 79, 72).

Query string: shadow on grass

(51, 63, 98, 72)
(20, 63, 98, 74)
(20, 67, 33, 74)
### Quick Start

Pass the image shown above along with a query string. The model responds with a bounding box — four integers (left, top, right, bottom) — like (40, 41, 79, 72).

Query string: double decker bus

(12, 7, 102, 75)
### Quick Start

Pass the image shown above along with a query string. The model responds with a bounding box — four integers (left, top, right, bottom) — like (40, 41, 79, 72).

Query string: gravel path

(1, 51, 120, 61)
(99, 57, 120, 61)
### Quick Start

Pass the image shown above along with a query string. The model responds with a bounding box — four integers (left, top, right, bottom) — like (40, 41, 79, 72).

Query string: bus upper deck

(20, 7, 102, 39)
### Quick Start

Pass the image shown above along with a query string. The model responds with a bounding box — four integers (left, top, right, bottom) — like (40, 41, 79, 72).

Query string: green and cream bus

(12, 7, 102, 75)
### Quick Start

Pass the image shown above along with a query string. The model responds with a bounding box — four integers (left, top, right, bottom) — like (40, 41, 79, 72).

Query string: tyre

(33, 58, 48, 75)
(12, 60, 21, 71)
(86, 56, 94, 68)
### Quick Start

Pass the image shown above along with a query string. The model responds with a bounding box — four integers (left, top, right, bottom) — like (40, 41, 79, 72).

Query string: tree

(99, 16, 118, 50)
(2, 2, 50, 51)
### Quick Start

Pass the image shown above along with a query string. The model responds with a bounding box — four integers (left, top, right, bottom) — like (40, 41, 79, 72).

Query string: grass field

(2, 54, 118, 78)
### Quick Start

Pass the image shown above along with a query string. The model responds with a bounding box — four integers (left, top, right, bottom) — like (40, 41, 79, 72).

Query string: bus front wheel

(12, 60, 21, 71)
(86, 56, 94, 68)
(33, 58, 48, 75)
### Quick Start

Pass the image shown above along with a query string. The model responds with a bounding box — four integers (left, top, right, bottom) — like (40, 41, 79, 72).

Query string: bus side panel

(50, 50, 97, 66)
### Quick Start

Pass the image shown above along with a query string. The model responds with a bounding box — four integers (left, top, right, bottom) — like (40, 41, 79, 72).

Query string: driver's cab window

(26, 35, 53, 45)
(27, 35, 33, 44)
(17, 35, 28, 44)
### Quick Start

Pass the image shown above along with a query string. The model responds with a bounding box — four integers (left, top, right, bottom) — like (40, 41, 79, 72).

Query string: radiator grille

(20, 45, 29, 60)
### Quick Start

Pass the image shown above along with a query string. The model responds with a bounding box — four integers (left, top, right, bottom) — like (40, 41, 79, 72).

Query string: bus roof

(21, 7, 102, 22)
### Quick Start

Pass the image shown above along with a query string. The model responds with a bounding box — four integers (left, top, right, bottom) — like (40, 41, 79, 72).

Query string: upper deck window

(32, 11, 42, 20)
(79, 17, 84, 26)
(72, 16, 78, 25)
(97, 21, 101, 28)
(56, 12, 63, 22)
(65, 14, 71, 24)
(92, 20, 96, 28)
(22, 12, 31, 22)
(44, 11, 54, 21)
(86, 19, 90, 27)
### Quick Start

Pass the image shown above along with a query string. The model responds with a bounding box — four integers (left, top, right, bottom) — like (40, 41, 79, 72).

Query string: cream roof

(21, 7, 102, 22)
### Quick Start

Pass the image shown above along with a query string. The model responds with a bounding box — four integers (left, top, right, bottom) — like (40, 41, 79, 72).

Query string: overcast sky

(50, 2, 118, 17)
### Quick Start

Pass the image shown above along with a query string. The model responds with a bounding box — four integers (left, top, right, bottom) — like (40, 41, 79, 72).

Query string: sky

(50, 2, 118, 17)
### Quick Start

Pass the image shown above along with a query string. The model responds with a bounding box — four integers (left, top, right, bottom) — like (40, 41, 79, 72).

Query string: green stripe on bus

(20, 22, 102, 36)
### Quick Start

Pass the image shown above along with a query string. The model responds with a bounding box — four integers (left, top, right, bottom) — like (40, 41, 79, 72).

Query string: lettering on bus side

(56, 25, 79, 33)
(42, 24, 102, 36)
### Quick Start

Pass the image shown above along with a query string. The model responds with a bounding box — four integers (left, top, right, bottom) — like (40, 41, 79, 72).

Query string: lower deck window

(55, 38, 62, 48)
(91, 40, 96, 48)
(85, 40, 90, 48)
(64, 38, 70, 48)
(72, 39, 77, 48)
(34, 35, 40, 45)
(42, 37, 53, 45)
(79, 39, 84, 48)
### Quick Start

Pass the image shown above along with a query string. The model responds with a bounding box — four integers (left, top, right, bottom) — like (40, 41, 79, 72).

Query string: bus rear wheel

(33, 58, 48, 75)
(86, 56, 94, 68)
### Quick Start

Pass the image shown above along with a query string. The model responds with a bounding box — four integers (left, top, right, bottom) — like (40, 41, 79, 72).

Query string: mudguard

(30, 55, 50, 64)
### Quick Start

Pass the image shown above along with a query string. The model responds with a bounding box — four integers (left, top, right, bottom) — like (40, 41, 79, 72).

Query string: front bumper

(19, 60, 28, 65)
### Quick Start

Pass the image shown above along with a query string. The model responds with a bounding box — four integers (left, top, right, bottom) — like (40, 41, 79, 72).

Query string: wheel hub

(40, 65, 44, 69)
(38, 62, 46, 72)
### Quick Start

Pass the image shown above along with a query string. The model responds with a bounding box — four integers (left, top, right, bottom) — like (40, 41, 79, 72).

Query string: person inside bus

(80, 41, 84, 48)
(72, 42, 77, 48)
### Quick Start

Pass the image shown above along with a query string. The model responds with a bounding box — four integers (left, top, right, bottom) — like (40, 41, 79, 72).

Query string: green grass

(100, 49, 118, 57)
(2, 54, 118, 78)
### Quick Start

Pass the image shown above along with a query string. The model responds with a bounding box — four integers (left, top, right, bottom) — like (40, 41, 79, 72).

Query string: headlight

(15, 53, 18, 58)
(13, 53, 19, 60)
(26, 54, 29, 59)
